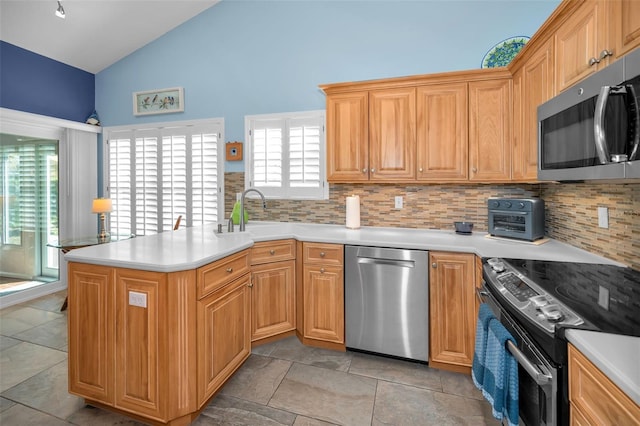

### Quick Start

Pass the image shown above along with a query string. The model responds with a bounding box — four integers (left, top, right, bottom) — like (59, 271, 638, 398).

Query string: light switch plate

(395, 196, 403, 209)
(129, 291, 147, 308)
(597, 206, 608, 228)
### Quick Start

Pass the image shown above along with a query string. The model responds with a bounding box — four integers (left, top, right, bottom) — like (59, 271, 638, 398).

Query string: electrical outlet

(598, 206, 609, 228)
(395, 196, 403, 209)
(129, 291, 147, 308)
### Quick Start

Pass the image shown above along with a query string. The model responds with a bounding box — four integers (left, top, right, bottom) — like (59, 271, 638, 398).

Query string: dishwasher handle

(357, 257, 415, 268)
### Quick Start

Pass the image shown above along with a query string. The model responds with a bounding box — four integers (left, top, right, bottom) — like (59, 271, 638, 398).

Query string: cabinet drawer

(251, 239, 296, 265)
(568, 344, 640, 425)
(303, 243, 343, 265)
(197, 250, 250, 299)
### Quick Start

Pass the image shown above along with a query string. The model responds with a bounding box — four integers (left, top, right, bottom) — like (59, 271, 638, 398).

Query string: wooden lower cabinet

(68, 262, 197, 424)
(568, 344, 640, 425)
(300, 242, 345, 349)
(428, 252, 476, 372)
(197, 274, 251, 406)
(250, 260, 296, 341)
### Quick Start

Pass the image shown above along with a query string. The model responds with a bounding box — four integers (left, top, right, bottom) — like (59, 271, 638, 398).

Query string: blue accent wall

(1, 41, 95, 123)
(96, 0, 560, 172)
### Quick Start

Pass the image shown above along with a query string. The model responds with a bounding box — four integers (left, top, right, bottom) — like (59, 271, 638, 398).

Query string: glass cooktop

(501, 258, 640, 338)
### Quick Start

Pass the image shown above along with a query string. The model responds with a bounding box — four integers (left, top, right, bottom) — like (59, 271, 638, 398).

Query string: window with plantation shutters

(245, 111, 327, 200)
(104, 119, 224, 237)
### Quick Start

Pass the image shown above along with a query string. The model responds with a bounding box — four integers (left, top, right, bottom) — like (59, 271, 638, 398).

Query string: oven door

(477, 284, 558, 426)
(488, 210, 532, 241)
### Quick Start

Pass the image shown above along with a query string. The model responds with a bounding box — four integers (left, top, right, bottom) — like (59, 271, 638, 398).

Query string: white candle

(346, 195, 360, 229)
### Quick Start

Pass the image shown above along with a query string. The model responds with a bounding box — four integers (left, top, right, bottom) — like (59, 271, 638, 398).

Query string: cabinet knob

(419, 167, 423, 173)
(270, 249, 275, 255)
(362, 168, 368, 173)
(598, 49, 613, 61)
(371, 168, 376, 173)
(248, 282, 253, 288)
(226, 267, 233, 273)
(320, 268, 325, 273)
(320, 252, 326, 257)
(588, 57, 599, 67)
(432, 262, 437, 268)
(472, 167, 477, 173)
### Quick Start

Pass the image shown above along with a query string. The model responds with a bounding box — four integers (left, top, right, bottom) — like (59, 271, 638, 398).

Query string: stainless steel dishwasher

(345, 245, 429, 361)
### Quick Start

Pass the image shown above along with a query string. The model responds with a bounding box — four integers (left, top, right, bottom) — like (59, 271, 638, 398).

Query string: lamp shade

(92, 198, 113, 213)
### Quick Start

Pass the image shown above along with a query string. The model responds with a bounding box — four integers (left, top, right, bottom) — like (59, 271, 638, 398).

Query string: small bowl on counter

(454, 221, 474, 235)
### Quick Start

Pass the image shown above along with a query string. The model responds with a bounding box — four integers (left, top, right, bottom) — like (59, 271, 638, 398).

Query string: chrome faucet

(240, 188, 267, 231)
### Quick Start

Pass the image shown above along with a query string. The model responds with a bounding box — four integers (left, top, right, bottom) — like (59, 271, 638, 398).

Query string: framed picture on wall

(133, 87, 184, 116)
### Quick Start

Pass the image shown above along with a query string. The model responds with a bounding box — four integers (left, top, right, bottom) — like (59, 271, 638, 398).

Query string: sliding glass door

(0, 133, 59, 295)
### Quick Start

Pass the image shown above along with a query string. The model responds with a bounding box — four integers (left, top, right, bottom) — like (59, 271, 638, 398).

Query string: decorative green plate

(481, 36, 530, 68)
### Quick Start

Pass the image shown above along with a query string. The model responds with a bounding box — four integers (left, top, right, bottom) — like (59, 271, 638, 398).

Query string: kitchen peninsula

(65, 222, 632, 425)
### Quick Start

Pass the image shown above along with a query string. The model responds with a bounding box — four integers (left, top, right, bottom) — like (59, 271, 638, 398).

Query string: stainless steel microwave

(538, 47, 640, 181)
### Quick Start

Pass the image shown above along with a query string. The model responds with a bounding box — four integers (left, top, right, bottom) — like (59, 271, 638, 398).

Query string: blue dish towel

(482, 318, 519, 426)
(472, 303, 495, 388)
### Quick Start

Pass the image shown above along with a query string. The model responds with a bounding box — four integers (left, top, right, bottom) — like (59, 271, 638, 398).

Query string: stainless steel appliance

(538, 47, 640, 181)
(488, 198, 545, 241)
(479, 258, 640, 425)
(345, 245, 429, 361)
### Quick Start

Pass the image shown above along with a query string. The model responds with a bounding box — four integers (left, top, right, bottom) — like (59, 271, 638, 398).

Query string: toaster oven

(488, 198, 545, 241)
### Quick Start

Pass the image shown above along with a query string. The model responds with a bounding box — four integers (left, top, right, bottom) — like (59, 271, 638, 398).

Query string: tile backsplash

(226, 173, 639, 269)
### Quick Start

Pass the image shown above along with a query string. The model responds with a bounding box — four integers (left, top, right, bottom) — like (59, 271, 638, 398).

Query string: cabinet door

(416, 83, 468, 181)
(114, 268, 165, 419)
(512, 38, 555, 181)
(611, 0, 640, 59)
(326, 92, 369, 182)
(197, 275, 251, 406)
(429, 252, 475, 368)
(251, 260, 296, 341)
(469, 78, 512, 181)
(68, 263, 115, 404)
(369, 87, 416, 181)
(555, 0, 609, 92)
(303, 264, 344, 344)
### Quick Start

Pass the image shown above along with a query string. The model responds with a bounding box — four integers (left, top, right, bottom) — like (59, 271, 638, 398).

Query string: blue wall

(96, 0, 560, 171)
(0, 41, 95, 123)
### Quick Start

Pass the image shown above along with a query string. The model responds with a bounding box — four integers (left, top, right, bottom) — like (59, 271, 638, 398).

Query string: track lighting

(55, 1, 65, 19)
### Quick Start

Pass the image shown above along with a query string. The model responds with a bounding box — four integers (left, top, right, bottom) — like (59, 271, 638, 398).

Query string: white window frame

(244, 110, 328, 200)
(103, 118, 225, 235)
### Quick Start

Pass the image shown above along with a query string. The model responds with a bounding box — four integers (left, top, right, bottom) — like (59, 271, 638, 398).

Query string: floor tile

(268, 336, 353, 372)
(1, 359, 84, 420)
(0, 403, 71, 425)
(0, 396, 15, 413)
(220, 354, 292, 404)
(293, 415, 338, 425)
(0, 342, 67, 392)
(67, 405, 148, 425)
(440, 369, 484, 400)
(197, 394, 296, 425)
(269, 362, 376, 426)
(0, 336, 21, 351)
(372, 380, 498, 426)
(0, 306, 64, 336)
(12, 316, 68, 350)
(23, 291, 67, 313)
(349, 352, 442, 391)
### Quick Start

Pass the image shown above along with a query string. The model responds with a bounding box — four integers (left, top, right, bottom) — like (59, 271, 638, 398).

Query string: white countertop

(565, 329, 640, 406)
(64, 221, 622, 272)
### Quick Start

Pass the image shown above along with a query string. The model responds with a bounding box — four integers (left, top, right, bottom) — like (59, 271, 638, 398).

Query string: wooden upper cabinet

(468, 78, 512, 181)
(368, 87, 416, 181)
(416, 83, 468, 181)
(326, 92, 369, 182)
(512, 38, 555, 181)
(610, 0, 640, 59)
(555, 0, 611, 92)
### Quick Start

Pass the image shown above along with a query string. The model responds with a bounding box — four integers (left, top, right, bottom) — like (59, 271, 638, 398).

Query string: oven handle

(476, 287, 553, 386)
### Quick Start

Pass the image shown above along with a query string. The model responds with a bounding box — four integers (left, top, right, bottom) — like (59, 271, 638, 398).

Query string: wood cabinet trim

(251, 239, 296, 265)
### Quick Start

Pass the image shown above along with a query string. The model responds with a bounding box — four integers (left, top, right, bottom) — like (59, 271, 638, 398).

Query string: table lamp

(92, 198, 113, 242)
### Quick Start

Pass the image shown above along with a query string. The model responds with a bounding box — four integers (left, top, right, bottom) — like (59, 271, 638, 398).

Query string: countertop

(565, 329, 640, 406)
(64, 221, 634, 402)
(64, 221, 623, 272)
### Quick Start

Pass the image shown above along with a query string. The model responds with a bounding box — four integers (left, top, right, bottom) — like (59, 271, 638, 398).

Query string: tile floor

(0, 290, 499, 425)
